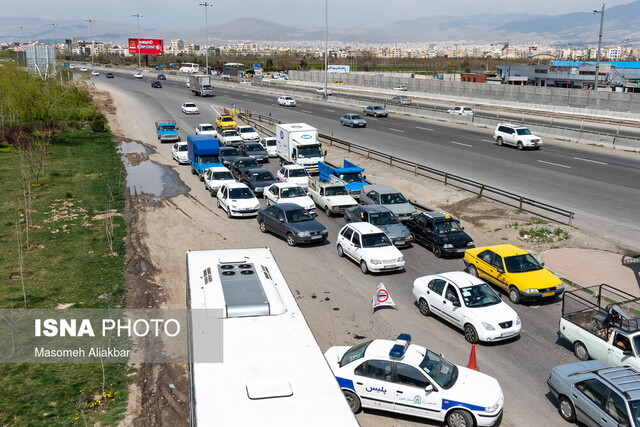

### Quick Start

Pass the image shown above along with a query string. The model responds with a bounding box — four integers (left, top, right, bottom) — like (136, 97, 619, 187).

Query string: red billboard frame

(128, 38, 164, 55)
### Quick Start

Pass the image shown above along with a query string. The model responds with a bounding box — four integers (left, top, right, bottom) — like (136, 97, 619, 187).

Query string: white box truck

(189, 75, 213, 96)
(276, 123, 325, 173)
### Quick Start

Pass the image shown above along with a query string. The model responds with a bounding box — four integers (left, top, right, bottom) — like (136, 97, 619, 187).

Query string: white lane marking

(416, 126, 433, 131)
(482, 139, 495, 143)
(210, 105, 222, 117)
(538, 160, 571, 169)
(573, 156, 608, 165)
(388, 128, 405, 133)
(324, 109, 335, 112)
(242, 94, 250, 97)
(301, 110, 312, 113)
(222, 91, 229, 93)
(451, 141, 472, 147)
(264, 98, 272, 101)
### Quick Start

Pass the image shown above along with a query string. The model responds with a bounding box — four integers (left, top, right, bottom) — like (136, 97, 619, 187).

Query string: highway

(92, 72, 638, 426)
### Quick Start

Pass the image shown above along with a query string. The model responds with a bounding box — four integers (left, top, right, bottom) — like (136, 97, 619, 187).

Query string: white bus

(186, 248, 357, 426)
(179, 63, 199, 73)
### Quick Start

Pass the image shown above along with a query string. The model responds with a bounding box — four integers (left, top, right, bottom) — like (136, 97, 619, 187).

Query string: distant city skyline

(1, 0, 635, 29)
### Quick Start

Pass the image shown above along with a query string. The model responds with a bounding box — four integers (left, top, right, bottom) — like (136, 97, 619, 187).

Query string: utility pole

(454, 44, 458, 78)
(132, 13, 143, 70)
(86, 19, 95, 67)
(568, 42, 573, 62)
(323, 0, 328, 101)
(593, 3, 605, 91)
(199, 2, 213, 73)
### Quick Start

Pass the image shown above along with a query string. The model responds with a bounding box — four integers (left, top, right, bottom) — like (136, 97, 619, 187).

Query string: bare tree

(15, 209, 27, 309)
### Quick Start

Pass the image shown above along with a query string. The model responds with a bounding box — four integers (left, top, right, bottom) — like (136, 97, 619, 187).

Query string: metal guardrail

(243, 113, 575, 225)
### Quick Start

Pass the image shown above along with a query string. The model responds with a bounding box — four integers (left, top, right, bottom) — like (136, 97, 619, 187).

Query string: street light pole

(86, 19, 95, 67)
(454, 44, 458, 78)
(199, 2, 213, 74)
(593, 3, 605, 91)
(568, 42, 573, 62)
(132, 13, 143, 70)
(323, 0, 328, 101)
(50, 23, 57, 49)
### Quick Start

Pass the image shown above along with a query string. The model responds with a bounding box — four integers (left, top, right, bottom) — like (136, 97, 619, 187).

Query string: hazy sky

(2, 0, 634, 29)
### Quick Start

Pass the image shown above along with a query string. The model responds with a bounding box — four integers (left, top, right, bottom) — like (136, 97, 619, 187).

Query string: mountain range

(1, 1, 640, 46)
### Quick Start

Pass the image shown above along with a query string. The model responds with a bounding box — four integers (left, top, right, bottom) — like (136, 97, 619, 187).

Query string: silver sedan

(340, 114, 367, 128)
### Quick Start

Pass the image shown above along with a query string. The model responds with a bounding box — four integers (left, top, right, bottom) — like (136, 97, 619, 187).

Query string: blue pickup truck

(318, 160, 370, 200)
(187, 135, 224, 180)
(156, 121, 180, 142)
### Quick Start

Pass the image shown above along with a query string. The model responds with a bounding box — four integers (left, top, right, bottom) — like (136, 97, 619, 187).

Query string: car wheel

(496, 136, 503, 146)
(191, 167, 197, 175)
(226, 207, 232, 219)
(464, 324, 479, 344)
(286, 233, 296, 247)
(573, 341, 590, 361)
(517, 141, 524, 150)
(558, 396, 576, 422)
(360, 260, 369, 274)
(210, 189, 215, 197)
(418, 299, 430, 316)
(342, 390, 361, 413)
(350, 123, 354, 128)
(446, 409, 473, 427)
(508, 286, 521, 304)
(259, 220, 267, 233)
(216, 198, 221, 208)
(433, 246, 443, 258)
(325, 205, 331, 216)
(468, 265, 478, 277)
(337, 244, 344, 257)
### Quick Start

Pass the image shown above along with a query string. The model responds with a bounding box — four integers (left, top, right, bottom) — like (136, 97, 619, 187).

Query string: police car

(324, 334, 504, 426)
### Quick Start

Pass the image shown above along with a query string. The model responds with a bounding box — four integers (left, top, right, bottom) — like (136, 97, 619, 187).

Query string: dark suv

(405, 211, 474, 258)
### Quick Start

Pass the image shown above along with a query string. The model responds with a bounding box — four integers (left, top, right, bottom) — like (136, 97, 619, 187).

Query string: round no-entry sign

(376, 289, 389, 303)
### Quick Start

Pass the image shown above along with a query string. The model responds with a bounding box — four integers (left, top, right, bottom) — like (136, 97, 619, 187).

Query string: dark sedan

(344, 205, 414, 247)
(105, 72, 115, 78)
(151, 80, 162, 88)
(405, 211, 474, 258)
(228, 157, 259, 180)
(240, 142, 269, 163)
(219, 146, 243, 166)
(157, 74, 166, 80)
(257, 203, 328, 246)
(240, 168, 277, 196)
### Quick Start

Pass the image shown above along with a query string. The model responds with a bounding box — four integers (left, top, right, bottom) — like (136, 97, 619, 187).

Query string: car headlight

(467, 241, 475, 246)
(229, 204, 237, 211)
(556, 283, 565, 289)
(485, 401, 500, 413)
(397, 256, 404, 263)
(525, 288, 538, 294)
(255, 187, 263, 192)
(443, 244, 453, 248)
(370, 259, 382, 265)
(482, 322, 495, 331)
(253, 204, 260, 209)
(297, 231, 310, 237)
(516, 315, 521, 325)
(321, 230, 328, 235)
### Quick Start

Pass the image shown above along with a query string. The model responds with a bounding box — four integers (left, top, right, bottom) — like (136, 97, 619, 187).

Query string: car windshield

(339, 341, 373, 367)
(239, 127, 255, 134)
(211, 171, 233, 180)
(264, 139, 276, 147)
(297, 145, 323, 158)
(178, 145, 188, 152)
(516, 128, 532, 135)
(251, 171, 274, 181)
(284, 97, 293, 100)
(285, 208, 313, 223)
(434, 220, 462, 234)
(221, 117, 234, 122)
(380, 192, 407, 205)
(228, 188, 254, 199)
(237, 159, 259, 168)
(369, 212, 399, 226)
(223, 130, 238, 137)
(460, 283, 502, 308)
(201, 125, 215, 131)
(199, 156, 220, 164)
(325, 186, 348, 196)
(504, 254, 544, 273)
(288, 169, 308, 178)
(184, 103, 196, 108)
(160, 125, 175, 131)
(220, 147, 239, 155)
(280, 187, 307, 198)
(245, 144, 263, 152)
(350, 115, 363, 120)
(420, 350, 458, 389)
(362, 233, 392, 248)
(338, 172, 362, 183)
(372, 106, 383, 110)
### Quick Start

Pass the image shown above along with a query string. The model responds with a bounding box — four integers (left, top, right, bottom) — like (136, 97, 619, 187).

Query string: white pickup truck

(558, 284, 640, 370)
(307, 176, 357, 217)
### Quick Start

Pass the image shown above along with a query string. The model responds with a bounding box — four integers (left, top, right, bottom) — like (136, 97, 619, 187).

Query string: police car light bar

(389, 333, 411, 359)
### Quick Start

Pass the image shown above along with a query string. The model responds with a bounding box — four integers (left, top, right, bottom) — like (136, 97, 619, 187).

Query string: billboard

(327, 64, 350, 74)
(128, 38, 164, 55)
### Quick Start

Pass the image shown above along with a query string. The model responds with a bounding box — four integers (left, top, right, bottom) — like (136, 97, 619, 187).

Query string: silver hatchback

(340, 114, 367, 128)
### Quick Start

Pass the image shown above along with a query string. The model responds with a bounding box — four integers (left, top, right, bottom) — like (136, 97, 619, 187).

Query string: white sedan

(181, 102, 199, 115)
(80, 67, 88, 72)
(91, 70, 99, 76)
(260, 137, 277, 157)
(447, 106, 474, 116)
(276, 165, 309, 188)
(133, 72, 143, 79)
(412, 271, 521, 343)
(195, 123, 217, 137)
(336, 222, 404, 274)
(263, 183, 315, 214)
(216, 182, 260, 218)
(171, 141, 189, 165)
(277, 96, 297, 107)
(324, 334, 504, 426)
(203, 167, 235, 197)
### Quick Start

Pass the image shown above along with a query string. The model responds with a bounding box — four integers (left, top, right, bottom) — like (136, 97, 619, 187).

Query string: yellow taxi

(463, 244, 563, 304)
(333, 80, 345, 85)
(215, 115, 237, 130)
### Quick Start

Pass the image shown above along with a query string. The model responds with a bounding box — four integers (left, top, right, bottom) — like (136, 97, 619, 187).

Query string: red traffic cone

(467, 343, 478, 371)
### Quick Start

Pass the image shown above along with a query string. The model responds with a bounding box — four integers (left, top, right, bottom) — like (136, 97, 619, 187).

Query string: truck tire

(191, 166, 197, 175)
(573, 341, 590, 361)
(558, 396, 576, 422)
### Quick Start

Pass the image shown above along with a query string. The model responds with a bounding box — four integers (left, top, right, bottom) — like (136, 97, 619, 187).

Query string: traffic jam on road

(98, 69, 640, 427)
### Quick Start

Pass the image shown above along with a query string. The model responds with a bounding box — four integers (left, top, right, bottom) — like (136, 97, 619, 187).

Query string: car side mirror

(624, 350, 634, 356)
(452, 300, 461, 307)
(425, 384, 435, 393)
(363, 175, 367, 180)
(278, 218, 284, 223)
(496, 267, 505, 274)
(354, 242, 361, 248)
(324, 150, 327, 156)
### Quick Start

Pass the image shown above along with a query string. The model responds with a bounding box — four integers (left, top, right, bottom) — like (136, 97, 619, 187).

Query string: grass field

(0, 128, 132, 425)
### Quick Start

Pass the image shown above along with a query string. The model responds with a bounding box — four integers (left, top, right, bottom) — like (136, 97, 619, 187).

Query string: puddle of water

(119, 141, 189, 202)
